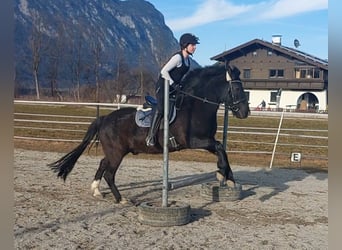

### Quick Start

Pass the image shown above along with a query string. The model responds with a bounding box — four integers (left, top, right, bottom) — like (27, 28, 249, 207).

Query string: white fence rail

(14, 100, 328, 161)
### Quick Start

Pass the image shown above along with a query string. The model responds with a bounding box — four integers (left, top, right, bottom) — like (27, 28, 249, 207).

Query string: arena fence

(14, 100, 328, 167)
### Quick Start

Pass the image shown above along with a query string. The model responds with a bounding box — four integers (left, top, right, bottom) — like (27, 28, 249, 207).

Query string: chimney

(272, 35, 282, 45)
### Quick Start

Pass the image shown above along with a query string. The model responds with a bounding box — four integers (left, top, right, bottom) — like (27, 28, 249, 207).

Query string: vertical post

(96, 102, 100, 119)
(222, 104, 229, 151)
(276, 96, 280, 111)
(269, 110, 284, 169)
(162, 79, 170, 207)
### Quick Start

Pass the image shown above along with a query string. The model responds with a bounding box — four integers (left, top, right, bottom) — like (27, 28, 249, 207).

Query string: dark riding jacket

(155, 52, 190, 113)
(168, 52, 190, 86)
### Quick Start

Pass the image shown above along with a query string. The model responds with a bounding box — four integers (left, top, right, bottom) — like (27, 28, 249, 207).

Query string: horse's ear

(227, 64, 241, 79)
(224, 60, 230, 71)
(232, 65, 241, 77)
(225, 60, 232, 81)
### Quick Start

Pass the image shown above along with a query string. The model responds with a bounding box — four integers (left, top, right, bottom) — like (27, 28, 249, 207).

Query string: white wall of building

(246, 89, 327, 111)
(247, 90, 270, 108)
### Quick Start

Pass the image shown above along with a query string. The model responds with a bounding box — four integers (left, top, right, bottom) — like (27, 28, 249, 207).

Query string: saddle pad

(135, 107, 177, 128)
(135, 108, 153, 127)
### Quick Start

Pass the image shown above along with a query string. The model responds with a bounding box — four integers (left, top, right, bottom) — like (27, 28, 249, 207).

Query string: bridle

(177, 78, 246, 112)
(225, 79, 247, 112)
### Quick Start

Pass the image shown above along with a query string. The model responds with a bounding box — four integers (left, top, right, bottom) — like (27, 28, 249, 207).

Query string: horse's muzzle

(232, 101, 250, 119)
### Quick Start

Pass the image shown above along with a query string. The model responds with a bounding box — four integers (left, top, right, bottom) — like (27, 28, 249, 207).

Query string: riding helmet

(179, 33, 200, 49)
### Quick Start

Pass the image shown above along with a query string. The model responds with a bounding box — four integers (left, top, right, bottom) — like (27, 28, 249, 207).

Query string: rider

(145, 33, 199, 147)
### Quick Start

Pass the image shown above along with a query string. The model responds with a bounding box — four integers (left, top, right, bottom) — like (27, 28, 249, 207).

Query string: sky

(147, 0, 328, 66)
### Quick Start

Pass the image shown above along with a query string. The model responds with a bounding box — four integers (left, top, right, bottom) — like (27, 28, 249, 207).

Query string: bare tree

(89, 34, 105, 116)
(46, 19, 67, 99)
(138, 53, 144, 103)
(68, 19, 88, 101)
(102, 49, 155, 104)
(71, 36, 83, 101)
(114, 55, 132, 103)
(29, 11, 44, 99)
(91, 41, 102, 103)
(136, 53, 156, 102)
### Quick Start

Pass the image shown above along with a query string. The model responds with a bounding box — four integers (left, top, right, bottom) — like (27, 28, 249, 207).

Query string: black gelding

(48, 63, 250, 203)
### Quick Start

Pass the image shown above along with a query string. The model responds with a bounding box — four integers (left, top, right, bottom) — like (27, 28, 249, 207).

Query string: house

(211, 36, 328, 112)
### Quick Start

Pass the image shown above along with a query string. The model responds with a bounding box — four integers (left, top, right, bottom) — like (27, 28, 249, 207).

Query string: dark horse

(48, 63, 250, 203)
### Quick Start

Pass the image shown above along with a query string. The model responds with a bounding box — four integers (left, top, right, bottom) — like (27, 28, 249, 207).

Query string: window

(269, 69, 284, 78)
(295, 67, 320, 79)
(269, 69, 277, 78)
(243, 69, 251, 79)
(267, 50, 273, 56)
(270, 91, 278, 102)
(277, 69, 284, 77)
(299, 70, 306, 78)
(314, 69, 320, 78)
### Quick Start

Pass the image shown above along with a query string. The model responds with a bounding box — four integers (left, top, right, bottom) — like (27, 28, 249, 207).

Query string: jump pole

(162, 79, 170, 207)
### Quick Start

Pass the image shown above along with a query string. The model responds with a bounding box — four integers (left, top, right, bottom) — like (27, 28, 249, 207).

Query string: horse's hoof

(216, 171, 225, 182)
(226, 180, 235, 188)
(120, 197, 130, 204)
(92, 189, 103, 197)
(91, 180, 102, 197)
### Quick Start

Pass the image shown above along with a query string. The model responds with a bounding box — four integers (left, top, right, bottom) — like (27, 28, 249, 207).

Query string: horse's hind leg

(102, 157, 124, 203)
(90, 158, 107, 197)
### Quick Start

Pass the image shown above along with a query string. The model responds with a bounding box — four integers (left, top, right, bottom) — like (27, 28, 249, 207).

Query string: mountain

(14, 0, 199, 97)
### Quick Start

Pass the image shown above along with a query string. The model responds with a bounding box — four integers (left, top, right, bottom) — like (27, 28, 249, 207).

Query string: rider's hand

(174, 84, 182, 91)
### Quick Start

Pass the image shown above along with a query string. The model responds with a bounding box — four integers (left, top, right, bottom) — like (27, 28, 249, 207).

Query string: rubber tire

(200, 182, 242, 202)
(138, 201, 191, 227)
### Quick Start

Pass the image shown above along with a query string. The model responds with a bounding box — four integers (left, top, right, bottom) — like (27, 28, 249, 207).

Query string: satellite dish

(294, 39, 301, 48)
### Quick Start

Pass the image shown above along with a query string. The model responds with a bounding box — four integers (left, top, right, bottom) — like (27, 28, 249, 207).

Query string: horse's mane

(181, 64, 226, 94)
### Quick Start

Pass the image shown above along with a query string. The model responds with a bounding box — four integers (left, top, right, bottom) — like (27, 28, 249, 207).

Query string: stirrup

(145, 136, 156, 147)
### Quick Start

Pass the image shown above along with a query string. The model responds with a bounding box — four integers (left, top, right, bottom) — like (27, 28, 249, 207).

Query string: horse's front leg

(213, 141, 236, 187)
(191, 138, 236, 187)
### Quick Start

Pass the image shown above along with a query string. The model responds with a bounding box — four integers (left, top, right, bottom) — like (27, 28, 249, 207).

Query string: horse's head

(181, 63, 249, 118)
(225, 63, 250, 119)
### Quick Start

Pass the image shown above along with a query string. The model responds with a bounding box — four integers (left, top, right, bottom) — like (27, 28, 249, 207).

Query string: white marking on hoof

(120, 197, 129, 204)
(92, 189, 102, 197)
(91, 180, 102, 197)
(226, 180, 236, 188)
(216, 172, 225, 182)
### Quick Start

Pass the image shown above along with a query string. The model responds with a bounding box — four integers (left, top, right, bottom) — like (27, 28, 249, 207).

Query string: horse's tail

(48, 116, 104, 181)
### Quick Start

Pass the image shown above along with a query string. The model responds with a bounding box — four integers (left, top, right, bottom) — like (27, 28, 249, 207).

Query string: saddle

(135, 95, 176, 128)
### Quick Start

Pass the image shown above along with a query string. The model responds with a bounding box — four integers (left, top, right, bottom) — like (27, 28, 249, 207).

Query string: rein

(178, 89, 220, 106)
(178, 79, 245, 108)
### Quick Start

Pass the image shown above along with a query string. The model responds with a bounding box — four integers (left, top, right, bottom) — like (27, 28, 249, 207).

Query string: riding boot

(145, 111, 163, 146)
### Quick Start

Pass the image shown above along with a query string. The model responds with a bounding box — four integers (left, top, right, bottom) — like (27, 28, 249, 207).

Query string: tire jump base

(138, 201, 191, 227)
(200, 182, 242, 202)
